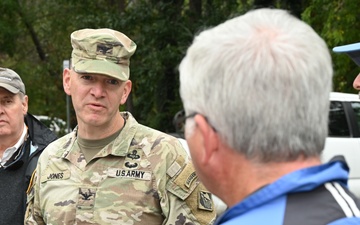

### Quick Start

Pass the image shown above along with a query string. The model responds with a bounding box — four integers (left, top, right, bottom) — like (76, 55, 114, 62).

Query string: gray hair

(179, 8, 333, 162)
(18, 92, 26, 101)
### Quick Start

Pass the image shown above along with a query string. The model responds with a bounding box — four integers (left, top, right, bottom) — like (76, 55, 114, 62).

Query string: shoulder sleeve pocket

(166, 162, 199, 200)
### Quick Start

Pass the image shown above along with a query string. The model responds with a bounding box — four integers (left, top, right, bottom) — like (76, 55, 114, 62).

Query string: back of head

(179, 8, 333, 162)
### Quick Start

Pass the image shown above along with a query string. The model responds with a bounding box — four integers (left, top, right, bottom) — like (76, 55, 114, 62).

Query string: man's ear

(120, 80, 132, 105)
(194, 114, 219, 164)
(63, 68, 71, 95)
(22, 95, 28, 115)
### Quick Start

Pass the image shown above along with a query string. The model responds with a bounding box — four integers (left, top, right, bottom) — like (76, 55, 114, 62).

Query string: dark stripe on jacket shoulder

(283, 183, 360, 225)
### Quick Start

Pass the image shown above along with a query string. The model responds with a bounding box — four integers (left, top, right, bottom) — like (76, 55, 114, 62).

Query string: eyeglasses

(185, 112, 197, 120)
(185, 112, 217, 132)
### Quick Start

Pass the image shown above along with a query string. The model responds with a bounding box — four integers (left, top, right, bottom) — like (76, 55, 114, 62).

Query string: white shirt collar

(0, 124, 28, 166)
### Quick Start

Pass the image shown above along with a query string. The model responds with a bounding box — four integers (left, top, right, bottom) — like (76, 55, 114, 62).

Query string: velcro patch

(174, 162, 198, 190)
(77, 187, 96, 210)
(166, 161, 201, 200)
(167, 155, 185, 178)
(107, 168, 151, 180)
(182, 182, 216, 224)
(198, 191, 213, 211)
(41, 170, 70, 183)
(185, 171, 197, 189)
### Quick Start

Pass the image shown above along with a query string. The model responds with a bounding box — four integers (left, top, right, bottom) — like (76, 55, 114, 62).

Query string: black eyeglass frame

(184, 112, 217, 132)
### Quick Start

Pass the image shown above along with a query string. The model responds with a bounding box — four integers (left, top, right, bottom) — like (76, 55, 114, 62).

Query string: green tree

(302, 0, 360, 94)
(0, 0, 359, 134)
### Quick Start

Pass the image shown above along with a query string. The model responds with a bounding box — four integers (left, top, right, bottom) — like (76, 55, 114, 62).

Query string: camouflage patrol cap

(0, 67, 25, 94)
(71, 28, 137, 81)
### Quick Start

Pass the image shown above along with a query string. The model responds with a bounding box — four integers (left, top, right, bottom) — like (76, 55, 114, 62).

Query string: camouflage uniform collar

(112, 111, 138, 156)
(81, 111, 138, 157)
(56, 112, 139, 163)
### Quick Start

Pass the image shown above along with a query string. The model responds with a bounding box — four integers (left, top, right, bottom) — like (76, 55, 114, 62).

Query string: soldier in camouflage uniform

(24, 28, 216, 225)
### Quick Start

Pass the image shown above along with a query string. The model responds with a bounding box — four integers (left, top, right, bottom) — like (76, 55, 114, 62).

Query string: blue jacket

(215, 157, 360, 225)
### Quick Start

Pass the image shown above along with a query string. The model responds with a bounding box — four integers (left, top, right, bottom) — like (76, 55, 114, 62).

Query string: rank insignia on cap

(198, 191, 213, 211)
(96, 44, 113, 55)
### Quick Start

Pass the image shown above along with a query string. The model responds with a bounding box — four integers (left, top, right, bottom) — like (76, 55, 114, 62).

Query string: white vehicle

(322, 92, 360, 197)
(33, 115, 70, 136)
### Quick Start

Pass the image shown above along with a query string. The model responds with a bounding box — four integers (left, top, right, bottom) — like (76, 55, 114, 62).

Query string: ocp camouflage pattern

(25, 112, 216, 225)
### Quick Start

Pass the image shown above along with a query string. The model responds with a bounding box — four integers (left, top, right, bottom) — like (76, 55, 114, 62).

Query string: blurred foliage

(302, 0, 360, 93)
(0, 0, 359, 134)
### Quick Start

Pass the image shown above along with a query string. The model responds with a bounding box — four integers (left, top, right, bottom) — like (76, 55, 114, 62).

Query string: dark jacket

(0, 113, 57, 225)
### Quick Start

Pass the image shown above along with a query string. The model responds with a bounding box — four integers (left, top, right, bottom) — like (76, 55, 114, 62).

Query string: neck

(219, 153, 321, 207)
(77, 113, 125, 139)
(0, 124, 25, 155)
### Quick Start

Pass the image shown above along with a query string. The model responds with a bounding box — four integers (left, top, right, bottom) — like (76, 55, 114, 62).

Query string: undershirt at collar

(77, 127, 123, 163)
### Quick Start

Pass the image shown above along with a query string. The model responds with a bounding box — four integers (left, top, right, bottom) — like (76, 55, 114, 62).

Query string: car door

(322, 98, 360, 197)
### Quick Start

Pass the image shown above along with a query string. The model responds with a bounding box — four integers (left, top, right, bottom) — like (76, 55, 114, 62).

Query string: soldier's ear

(120, 80, 132, 105)
(63, 68, 71, 95)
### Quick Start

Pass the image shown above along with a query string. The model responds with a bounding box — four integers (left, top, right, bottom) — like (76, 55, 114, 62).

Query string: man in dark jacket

(0, 67, 57, 225)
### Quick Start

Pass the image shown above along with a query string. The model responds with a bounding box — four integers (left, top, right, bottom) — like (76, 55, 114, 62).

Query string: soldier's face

(0, 88, 28, 140)
(63, 69, 131, 128)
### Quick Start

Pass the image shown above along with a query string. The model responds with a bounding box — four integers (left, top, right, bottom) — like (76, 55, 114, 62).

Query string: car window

(328, 101, 350, 137)
(351, 102, 360, 135)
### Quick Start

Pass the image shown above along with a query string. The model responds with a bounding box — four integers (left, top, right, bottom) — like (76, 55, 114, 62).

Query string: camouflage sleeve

(162, 153, 216, 225)
(178, 137, 228, 216)
(24, 162, 45, 224)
